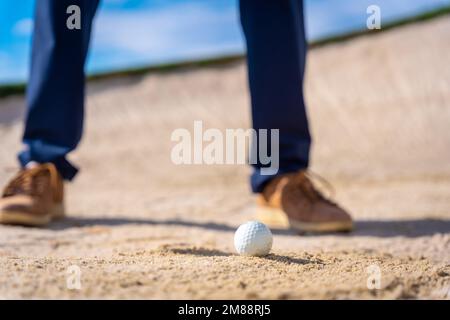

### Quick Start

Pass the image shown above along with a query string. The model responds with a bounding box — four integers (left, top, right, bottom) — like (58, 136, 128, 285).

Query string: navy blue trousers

(20, 0, 311, 193)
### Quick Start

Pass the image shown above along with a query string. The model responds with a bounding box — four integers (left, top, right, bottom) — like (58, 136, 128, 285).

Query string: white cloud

(91, 2, 242, 59)
(305, 0, 450, 39)
(13, 18, 34, 36)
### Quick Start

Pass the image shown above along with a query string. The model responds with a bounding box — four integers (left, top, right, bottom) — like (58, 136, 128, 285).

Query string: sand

(0, 17, 449, 299)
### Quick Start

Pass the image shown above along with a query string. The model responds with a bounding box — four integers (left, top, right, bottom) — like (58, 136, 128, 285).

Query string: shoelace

(294, 170, 336, 205)
(2, 163, 61, 201)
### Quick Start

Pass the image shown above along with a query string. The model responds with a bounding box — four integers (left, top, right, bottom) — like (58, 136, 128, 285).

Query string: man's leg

(239, 0, 353, 232)
(239, 0, 311, 193)
(0, 0, 99, 226)
(19, 0, 100, 180)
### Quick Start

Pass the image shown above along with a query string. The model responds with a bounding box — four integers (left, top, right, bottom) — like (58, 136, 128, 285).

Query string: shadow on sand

(352, 219, 450, 237)
(162, 246, 312, 265)
(48, 216, 450, 238)
(49, 217, 295, 236)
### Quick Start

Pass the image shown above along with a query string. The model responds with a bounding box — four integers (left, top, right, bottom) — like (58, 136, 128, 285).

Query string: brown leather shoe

(0, 163, 65, 226)
(256, 170, 353, 233)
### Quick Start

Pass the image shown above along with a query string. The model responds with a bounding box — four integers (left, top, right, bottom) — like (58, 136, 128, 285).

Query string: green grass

(1, 6, 449, 99)
(88, 54, 244, 81)
(0, 83, 27, 98)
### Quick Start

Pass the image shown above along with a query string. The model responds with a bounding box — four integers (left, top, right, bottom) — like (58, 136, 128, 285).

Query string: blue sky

(0, 0, 449, 84)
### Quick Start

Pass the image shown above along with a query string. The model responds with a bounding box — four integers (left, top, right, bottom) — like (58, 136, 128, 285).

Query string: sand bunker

(0, 17, 449, 299)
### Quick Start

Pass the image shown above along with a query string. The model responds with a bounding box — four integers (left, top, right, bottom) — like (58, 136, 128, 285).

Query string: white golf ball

(234, 221, 273, 256)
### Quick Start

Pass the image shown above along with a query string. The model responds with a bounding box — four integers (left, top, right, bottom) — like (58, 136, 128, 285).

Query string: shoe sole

(0, 203, 65, 227)
(256, 206, 353, 233)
